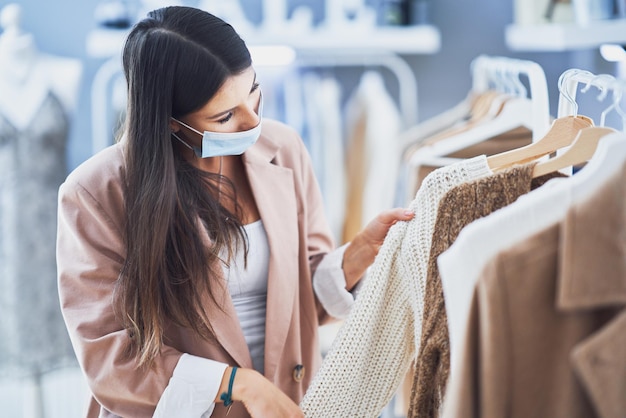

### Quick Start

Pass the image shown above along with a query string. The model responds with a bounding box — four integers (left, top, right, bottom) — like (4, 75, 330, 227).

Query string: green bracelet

(220, 367, 237, 408)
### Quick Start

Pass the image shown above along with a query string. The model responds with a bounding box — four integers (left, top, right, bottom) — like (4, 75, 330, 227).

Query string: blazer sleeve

(56, 178, 182, 417)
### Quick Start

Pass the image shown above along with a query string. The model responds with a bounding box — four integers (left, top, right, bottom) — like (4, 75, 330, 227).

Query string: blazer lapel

(206, 284, 254, 368)
(571, 310, 626, 418)
(198, 221, 253, 369)
(243, 136, 299, 380)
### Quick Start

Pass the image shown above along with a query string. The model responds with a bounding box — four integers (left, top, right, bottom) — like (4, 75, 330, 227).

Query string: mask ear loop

(218, 155, 224, 203)
(172, 130, 225, 213)
(171, 131, 202, 158)
(171, 131, 192, 151)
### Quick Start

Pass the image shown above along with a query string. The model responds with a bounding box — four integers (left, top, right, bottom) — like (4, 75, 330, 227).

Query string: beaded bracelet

(220, 367, 238, 414)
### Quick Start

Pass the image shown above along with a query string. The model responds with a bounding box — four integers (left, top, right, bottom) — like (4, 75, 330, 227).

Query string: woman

(57, 6, 413, 418)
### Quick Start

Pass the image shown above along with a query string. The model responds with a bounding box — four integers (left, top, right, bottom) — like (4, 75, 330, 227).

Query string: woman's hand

(342, 208, 414, 290)
(217, 367, 304, 418)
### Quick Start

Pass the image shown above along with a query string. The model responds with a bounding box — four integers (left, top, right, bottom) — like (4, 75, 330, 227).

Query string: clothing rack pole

(470, 55, 551, 141)
(295, 49, 418, 128)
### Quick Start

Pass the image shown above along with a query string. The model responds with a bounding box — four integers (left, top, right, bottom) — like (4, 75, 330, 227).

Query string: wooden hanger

(411, 93, 534, 165)
(415, 90, 504, 148)
(486, 115, 593, 171)
(531, 126, 616, 177)
(401, 89, 507, 166)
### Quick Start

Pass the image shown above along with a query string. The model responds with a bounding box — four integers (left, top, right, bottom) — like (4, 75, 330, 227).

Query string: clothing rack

(90, 50, 418, 155)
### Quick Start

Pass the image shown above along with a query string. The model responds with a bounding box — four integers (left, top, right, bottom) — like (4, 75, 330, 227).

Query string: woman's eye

(250, 82, 260, 93)
(218, 112, 233, 124)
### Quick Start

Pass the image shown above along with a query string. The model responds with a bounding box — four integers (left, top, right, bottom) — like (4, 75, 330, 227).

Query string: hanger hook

(558, 69, 582, 115)
(580, 74, 597, 94)
(593, 74, 615, 102)
(600, 80, 626, 130)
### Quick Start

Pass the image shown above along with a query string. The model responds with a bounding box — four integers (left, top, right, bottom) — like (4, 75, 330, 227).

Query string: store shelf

(86, 25, 441, 58)
(245, 25, 441, 54)
(505, 18, 626, 51)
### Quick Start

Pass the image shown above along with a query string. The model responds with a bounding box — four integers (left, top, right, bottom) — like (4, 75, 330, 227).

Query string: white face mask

(172, 93, 263, 158)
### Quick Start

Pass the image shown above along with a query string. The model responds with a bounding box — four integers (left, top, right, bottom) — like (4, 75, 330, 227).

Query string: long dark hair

(116, 6, 252, 367)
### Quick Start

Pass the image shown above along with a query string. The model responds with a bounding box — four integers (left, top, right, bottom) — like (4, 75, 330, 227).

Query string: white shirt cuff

(313, 243, 364, 319)
(153, 354, 228, 418)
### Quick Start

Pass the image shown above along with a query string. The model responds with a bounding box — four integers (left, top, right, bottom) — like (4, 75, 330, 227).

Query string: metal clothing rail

(90, 50, 419, 155)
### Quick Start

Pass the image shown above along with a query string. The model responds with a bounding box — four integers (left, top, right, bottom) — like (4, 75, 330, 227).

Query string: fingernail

(404, 210, 414, 216)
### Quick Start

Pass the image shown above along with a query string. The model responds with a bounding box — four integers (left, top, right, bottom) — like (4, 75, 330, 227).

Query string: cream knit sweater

(300, 156, 492, 417)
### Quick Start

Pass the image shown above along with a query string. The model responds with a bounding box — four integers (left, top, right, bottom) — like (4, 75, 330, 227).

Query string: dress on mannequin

(0, 3, 82, 379)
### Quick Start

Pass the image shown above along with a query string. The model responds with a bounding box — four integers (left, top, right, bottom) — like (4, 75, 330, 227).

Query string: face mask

(172, 93, 263, 158)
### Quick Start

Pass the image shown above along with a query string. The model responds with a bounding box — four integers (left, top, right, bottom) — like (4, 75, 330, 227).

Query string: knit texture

(407, 164, 566, 418)
(300, 156, 492, 418)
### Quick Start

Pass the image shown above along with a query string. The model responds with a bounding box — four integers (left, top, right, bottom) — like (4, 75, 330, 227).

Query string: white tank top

(223, 219, 269, 374)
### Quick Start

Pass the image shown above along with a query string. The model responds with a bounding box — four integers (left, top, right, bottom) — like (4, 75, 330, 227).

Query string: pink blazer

(57, 119, 335, 418)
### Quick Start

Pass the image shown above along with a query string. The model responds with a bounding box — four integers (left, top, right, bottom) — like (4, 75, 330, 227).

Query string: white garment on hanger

(438, 132, 626, 366)
(318, 77, 345, 244)
(344, 70, 402, 226)
(297, 72, 347, 243)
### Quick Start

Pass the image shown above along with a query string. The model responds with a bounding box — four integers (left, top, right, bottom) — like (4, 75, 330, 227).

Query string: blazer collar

(557, 162, 626, 311)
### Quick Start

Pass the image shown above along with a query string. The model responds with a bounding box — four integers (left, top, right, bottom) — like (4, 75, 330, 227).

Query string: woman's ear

(169, 119, 180, 133)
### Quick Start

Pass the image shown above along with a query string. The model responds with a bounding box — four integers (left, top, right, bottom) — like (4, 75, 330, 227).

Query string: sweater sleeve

(300, 156, 492, 418)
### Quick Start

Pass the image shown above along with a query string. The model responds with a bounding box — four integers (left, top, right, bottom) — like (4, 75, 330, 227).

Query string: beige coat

(57, 120, 335, 418)
(442, 162, 626, 418)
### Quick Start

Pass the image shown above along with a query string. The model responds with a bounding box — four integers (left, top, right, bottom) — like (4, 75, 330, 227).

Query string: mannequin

(0, 3, 82, 131)
(0, 3, 83, 416)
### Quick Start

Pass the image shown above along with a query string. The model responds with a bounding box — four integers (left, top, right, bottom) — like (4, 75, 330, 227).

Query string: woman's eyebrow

(206, 72, 258, 119)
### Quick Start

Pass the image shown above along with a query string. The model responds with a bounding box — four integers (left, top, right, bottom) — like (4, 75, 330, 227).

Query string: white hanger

(397, 56, 508, 151)
(531, 74, 624, 177)
(486, 68, 598, 171)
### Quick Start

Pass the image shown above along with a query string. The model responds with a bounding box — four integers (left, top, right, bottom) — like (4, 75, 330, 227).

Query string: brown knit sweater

(407, 163, 565, 418)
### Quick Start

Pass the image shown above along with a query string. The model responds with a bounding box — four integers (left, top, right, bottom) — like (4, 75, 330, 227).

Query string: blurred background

(0, 0, 624, 416)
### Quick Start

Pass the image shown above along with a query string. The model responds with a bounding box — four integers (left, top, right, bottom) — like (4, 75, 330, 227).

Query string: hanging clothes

(300, 155, 492, 418)
(441, 151, 626, 418)
(407, 162, 565, 418)
(403, 119, 533, 203)
(305, 74, 346, 244)
(342, 71, 402, 243)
